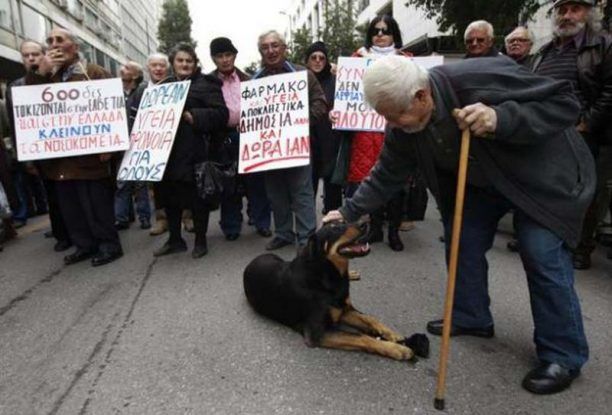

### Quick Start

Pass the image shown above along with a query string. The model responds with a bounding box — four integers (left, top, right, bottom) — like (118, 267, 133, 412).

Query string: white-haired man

(504, 26, 534, 65)
(253, 30, 328, 250)
(324, 55, 595, 394)
(464, 20, 500, 58)
(532, 0, 612, 270)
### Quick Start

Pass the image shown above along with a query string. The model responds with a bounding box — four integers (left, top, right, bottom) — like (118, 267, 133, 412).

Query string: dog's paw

(400, 333, 430, 358)
(348, 270, 361, 281)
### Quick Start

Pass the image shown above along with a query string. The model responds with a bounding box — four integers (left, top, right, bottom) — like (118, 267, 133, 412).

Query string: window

(21, 6, 46, 42)
(81, 41, 94, 64)
(0, 0, 12, 29)
(95, 48, 106, 68)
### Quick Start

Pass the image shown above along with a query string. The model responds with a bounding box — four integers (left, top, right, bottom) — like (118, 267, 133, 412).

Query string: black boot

(388, 228, 404, 251)
(192, 235, 208, 259)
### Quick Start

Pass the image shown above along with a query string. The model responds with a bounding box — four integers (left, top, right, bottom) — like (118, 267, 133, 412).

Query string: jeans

(114, 181, 151, 223)
(264, 165, 316, 245)
(245, 172, 271, 231)
(440, 185, 589, 370)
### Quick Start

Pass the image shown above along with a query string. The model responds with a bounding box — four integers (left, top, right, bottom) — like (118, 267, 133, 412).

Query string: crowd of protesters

(0, 0, 610, 397)
(2, 0, 612, 267)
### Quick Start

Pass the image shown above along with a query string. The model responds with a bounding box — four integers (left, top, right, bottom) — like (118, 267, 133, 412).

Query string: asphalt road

(1, 204, 611, 415)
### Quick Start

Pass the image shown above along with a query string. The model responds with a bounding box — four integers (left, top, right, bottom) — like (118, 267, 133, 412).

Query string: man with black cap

(209, 37, 272, 241)
(305, 41, 343, 214)
(532, 0, 612, 270)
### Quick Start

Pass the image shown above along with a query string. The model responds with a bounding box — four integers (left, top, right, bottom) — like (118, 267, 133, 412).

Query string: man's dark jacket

(531, 28, 612, 145)
(340, 57, 595, 248)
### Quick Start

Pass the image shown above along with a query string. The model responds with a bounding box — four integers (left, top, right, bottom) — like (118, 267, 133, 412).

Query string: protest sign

(239, 71, 310, 174)
(12, 78, 129, 161)
(331, 56, 444, 132)
(117, 81, 190, 182)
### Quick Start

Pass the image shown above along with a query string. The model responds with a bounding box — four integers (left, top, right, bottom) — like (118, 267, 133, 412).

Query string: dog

(243, 222, 429, 361)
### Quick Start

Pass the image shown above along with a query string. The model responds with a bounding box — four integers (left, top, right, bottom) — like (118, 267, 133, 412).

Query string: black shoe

(192, 244, 208, 258)
(426, 319, 494, 338)
(153, 241, 187, 257)
(572, 253, 591, 270)
(366, 227, 383, 244)
(53, 240, 72, 252)
(225, 233, 240, 241)
(114, 221, 130, 231)
(14, 221, 26, 229)
(507, 238, 519, 252)
(266, 237, 293, 251)
(44, 230, 54, 239)
(91, 250, 123, 267)
(388, 230, 404, 251)
(140, 219, 151, 230)
(64, 249, 95, 265)
(522, 362, 579, 395)
(256, 228, 272, 238)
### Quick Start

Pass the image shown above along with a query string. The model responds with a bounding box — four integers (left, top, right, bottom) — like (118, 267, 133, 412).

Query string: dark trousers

(220, 187, 243, 236)
(161, 181, 209, 246)
(244, 172, 271, 231)
(44, 179, 71, 244)
(440, 185, 588, 370)
(56, 179, 121, 254)
(313, 176, 343, 214)
(575, 145, 612, 255)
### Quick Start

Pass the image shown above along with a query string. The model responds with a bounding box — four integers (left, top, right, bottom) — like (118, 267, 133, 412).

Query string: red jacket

(347, 49, 412, 183)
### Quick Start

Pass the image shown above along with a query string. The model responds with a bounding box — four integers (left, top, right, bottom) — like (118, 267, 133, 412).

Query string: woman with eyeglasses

(153, 43, 228, 259)
(345, 15, 412, 251)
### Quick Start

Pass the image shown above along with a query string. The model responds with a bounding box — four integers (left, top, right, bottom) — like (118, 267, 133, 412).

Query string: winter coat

(162, 71, 229, 182)
(531, 28, 612, 146)
(339, 56, 595, 248)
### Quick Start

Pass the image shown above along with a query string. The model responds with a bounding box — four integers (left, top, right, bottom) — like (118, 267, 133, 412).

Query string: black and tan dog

(243, 222, 429, 361)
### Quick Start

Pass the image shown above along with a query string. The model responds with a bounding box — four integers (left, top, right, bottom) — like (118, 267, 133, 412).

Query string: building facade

(0, 0, 163, 86)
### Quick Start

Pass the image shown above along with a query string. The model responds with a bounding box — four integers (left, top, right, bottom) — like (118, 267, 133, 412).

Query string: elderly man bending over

(324, 55, 594, 395)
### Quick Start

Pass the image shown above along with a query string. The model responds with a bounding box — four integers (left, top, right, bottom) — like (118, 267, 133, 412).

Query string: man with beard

(532, 0, 612, 270)
(324, 55, 595, 394)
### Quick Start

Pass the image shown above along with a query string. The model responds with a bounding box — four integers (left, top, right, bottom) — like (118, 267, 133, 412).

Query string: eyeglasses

(374, 27, 391, 36)
(309, 54, 326, 62)
(465, 37, 487, 45)
(259, 43, 284, 52)
(506, 38, 531, 44)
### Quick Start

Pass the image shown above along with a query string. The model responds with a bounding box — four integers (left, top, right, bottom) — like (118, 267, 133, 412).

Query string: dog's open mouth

(338, 241, 370, 257)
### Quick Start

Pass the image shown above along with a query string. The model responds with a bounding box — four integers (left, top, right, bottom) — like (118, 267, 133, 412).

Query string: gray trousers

(264, 165, 316, 245)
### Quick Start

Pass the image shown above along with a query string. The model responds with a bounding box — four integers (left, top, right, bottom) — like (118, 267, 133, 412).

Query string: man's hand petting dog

(322, 210, 345, 224)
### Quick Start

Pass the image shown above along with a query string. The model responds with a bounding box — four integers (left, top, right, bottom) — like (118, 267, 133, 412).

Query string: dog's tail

(402, 333, 430, 358)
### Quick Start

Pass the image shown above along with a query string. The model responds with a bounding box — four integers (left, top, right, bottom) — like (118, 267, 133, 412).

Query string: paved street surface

(1, 203, 611, 415)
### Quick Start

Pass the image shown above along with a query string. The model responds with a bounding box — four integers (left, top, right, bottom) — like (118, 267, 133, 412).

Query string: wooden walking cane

(434, 125, 471, 411)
